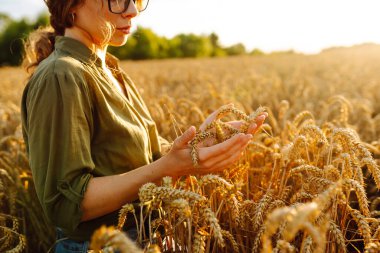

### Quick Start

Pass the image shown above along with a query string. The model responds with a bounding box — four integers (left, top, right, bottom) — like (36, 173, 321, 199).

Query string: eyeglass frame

(107, 0, 149, 14)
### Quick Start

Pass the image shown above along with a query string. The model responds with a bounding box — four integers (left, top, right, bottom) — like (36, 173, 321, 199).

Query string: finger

(256, 114, 267, 124)
(199, 103, 234, 131)
(255, 114, 267, 129)
(226, 120, 244, 129)
(199, 133, 251, 163)
(247, 123, 257, 135)
(211, 153, 243, 173)
(173, 126, 196, 149)
(203, 140, 249, 170)
(199, 113, 217, 132)
(198, 138, 216, 148)
(247, 114, 268, 135)
(201, 148, 247, 174)
(199, 133, 245, 161)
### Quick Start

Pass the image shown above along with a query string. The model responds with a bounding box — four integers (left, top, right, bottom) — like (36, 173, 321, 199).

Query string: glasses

(108, 0, 149, 14)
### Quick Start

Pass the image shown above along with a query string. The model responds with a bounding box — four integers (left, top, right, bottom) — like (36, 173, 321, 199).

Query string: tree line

(0, 13, 265, 66)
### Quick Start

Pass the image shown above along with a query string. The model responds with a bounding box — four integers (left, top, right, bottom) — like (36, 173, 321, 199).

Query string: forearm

(79, 125, 255, 222)
(80, 155, 176, 222)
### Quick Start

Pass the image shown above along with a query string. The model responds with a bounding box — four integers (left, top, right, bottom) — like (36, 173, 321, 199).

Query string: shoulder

(23, 53, 95, 111)
(39, 52, 86, 79)
(27, 52, 88, 92)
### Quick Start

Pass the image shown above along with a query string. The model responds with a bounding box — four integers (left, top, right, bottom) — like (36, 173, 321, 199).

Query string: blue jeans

(54, 227, 139, 253)
(54, 228, 89, 253)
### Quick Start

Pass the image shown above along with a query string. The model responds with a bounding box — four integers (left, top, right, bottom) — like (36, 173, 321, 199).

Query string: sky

(2, 0, 380, 54)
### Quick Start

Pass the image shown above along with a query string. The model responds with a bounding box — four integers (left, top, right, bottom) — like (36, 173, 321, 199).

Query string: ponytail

(22, 0, 83, 75)
(23, 26, 56, 74)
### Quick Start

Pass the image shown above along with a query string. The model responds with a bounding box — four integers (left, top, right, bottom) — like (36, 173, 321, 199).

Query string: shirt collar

(54, 36, 120, 69)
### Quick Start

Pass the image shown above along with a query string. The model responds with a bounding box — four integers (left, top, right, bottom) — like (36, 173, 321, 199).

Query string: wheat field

(1, 45, 380, 252)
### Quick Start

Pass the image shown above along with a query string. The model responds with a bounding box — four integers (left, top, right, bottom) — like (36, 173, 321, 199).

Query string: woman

(21, 0, 267, 252)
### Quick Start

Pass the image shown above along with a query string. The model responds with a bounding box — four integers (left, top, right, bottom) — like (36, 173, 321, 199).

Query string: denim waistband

(53, 228, 90, 253)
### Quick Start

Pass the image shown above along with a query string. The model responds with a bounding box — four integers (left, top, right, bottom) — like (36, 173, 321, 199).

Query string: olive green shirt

(21, 36, 168, 241)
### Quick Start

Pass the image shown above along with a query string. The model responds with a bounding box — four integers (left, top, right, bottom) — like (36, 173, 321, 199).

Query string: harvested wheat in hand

(189, 105, 266, 168)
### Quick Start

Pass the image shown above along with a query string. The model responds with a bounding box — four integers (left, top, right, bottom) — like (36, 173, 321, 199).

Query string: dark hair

(23, 0, 85, 73)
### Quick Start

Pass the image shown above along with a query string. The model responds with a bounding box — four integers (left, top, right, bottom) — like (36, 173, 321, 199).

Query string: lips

(116, 26, 131, 34)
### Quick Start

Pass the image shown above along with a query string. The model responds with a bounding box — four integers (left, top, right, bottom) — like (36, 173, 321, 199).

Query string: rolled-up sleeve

(24, 64, 94, 232)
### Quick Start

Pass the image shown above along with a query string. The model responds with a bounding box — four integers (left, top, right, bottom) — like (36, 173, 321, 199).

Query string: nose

(121, 0, 138, 18)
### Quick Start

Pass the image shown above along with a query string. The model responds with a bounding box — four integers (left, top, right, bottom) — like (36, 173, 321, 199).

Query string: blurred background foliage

(0, 12, 268, 66)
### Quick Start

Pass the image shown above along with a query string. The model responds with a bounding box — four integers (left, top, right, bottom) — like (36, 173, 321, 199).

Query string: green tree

(0, 18, 32, 65)
(108, 35, 137, 60)
(110, 29, 170, 60)
(0, 13, 259, 65)
(167, 36, 183, 58)
(129, 26, 161, 60)
(33, 12, 49, 28)
(175, 33, 213, 58)
(209, 33, 226, 57)
(225, 43, 246, 56)
(0, 13, 49, 66)
(156, 36, 170, 59)
(250, 48, 265, 56)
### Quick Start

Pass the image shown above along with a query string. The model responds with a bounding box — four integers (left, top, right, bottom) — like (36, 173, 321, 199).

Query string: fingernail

(246, 134, 253, 140)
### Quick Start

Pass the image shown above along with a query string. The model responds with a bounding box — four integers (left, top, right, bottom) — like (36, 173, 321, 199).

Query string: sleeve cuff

(45, 173, 93, 232)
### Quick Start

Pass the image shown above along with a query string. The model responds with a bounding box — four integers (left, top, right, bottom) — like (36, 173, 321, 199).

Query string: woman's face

(73, 0, 138, 47)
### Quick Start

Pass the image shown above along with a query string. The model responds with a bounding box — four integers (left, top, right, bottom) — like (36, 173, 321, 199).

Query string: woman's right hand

(165, 126, 253, 178)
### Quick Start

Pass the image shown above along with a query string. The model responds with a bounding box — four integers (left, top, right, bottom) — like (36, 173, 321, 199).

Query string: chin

(109, 37, 129, 47)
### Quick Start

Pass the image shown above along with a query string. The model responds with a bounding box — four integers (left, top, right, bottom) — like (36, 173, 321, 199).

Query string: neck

(64, 28, 108, 66)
